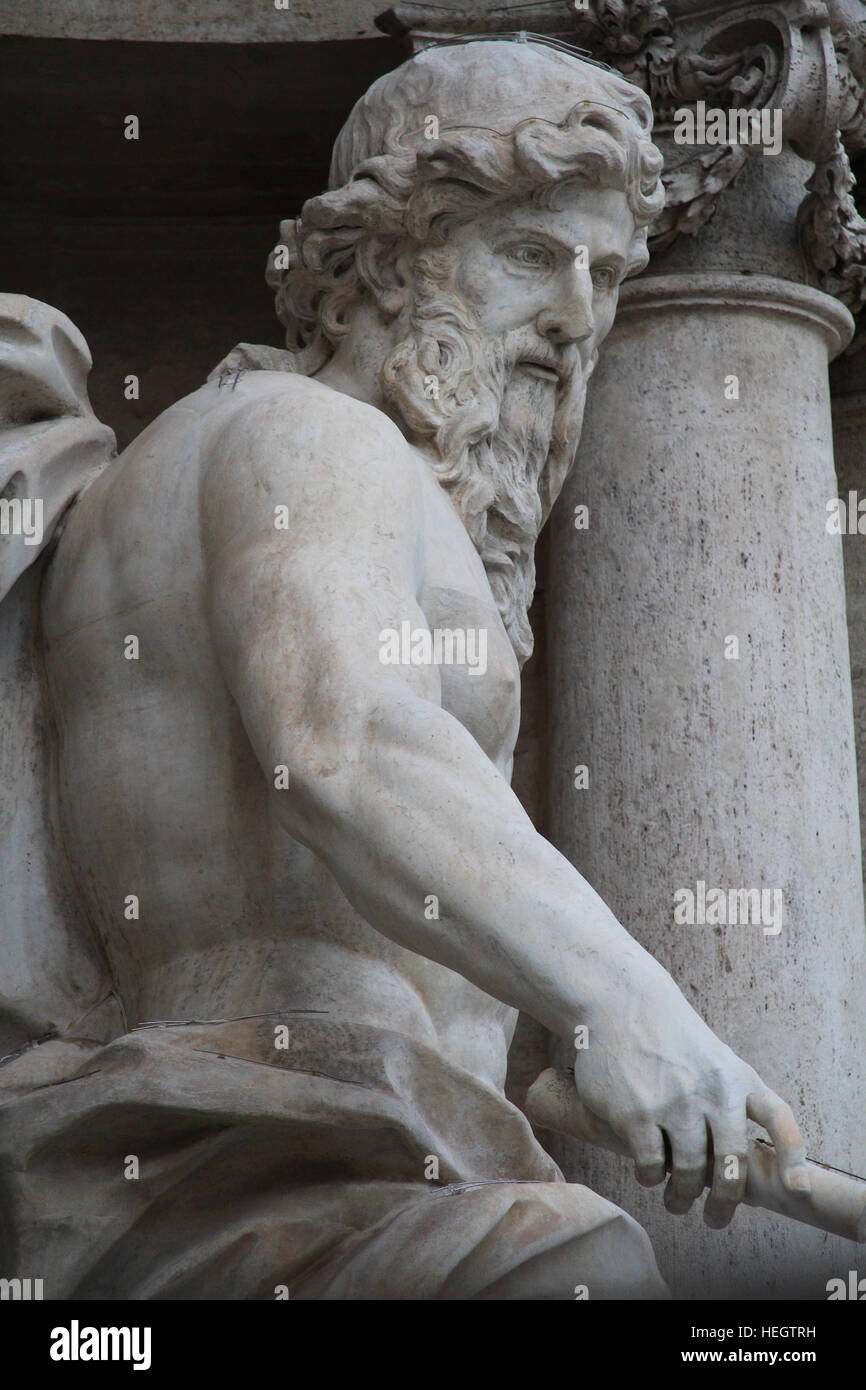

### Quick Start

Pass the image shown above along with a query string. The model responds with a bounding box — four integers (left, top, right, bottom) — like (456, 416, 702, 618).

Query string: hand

(575, 969, 810, 1228)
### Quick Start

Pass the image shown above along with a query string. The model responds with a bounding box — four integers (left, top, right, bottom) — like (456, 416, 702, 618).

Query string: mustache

(506, 334, 578, 385)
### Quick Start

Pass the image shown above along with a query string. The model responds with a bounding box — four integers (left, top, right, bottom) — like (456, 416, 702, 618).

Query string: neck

(313, 302, 396, 412)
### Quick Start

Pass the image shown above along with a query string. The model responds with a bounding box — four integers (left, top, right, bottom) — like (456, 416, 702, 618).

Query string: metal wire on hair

(411, 30, 621, 77)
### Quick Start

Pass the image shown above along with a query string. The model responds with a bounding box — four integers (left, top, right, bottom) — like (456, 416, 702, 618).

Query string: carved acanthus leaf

(571, 0, 673, 53)
(570, 0, 674, 73)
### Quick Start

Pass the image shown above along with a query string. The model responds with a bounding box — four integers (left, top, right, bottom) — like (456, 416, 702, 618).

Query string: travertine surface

(548, 274, 866, 1297)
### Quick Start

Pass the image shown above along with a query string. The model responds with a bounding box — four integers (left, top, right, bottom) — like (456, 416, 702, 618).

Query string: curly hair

(266, 54, 664, 375)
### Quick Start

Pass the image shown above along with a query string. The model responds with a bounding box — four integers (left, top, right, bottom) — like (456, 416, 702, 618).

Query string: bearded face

(380, 243, 597, 666)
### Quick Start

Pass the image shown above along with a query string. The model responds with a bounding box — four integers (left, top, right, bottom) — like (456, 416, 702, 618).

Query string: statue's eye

(590, 265, 619, 290)
(507, 244, 553, 269)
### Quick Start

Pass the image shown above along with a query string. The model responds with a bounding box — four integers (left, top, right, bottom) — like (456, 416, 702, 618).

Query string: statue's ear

(355, 235, 413, 319)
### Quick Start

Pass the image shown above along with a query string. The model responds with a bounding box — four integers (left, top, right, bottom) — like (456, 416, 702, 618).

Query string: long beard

(380, 249, 593, 665)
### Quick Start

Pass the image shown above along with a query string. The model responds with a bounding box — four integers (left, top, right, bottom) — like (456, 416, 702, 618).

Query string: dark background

(0, 35, 405, 450)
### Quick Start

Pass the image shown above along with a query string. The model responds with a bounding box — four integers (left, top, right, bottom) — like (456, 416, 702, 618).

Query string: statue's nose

(536, 268, 595, 345)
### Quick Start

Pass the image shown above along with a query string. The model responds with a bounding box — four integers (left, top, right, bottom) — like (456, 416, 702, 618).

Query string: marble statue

(0, 37, 813, 1300)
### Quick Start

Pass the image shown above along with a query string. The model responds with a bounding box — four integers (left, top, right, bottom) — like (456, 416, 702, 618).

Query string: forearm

(276, 690, 670, 1039)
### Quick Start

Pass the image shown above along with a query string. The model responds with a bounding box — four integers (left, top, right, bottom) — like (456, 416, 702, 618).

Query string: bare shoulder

(197, 370, 422, 525)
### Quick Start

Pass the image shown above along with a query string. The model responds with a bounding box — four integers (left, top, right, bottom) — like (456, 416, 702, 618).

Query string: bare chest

(415, 478, 522, 775)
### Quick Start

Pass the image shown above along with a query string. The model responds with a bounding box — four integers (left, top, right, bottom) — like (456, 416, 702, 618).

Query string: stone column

(543, 2, 866, 1298)
(833, 390, 866, 899)
(548, 271, 866, 1299)
(828, 0, 866, 884)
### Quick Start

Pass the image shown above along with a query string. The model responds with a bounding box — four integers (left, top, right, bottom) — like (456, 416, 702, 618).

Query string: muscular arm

(201, 385, 808, 1227)
(201, 390, 638, 1034)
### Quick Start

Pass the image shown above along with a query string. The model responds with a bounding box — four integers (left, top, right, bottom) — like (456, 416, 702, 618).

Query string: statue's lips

(515, 359, 561, 383)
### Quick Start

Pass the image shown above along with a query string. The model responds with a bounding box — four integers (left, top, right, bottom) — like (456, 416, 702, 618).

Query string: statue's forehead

(452, 184, 635, 245)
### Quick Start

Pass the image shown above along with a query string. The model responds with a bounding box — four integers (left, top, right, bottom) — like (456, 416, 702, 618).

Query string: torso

(40, 372, 522, 1090)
